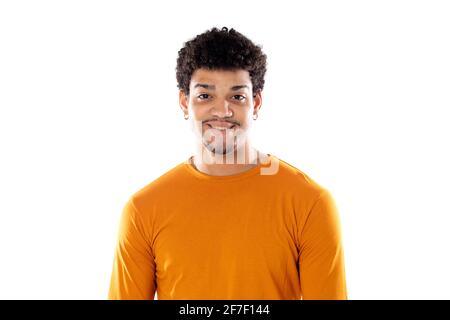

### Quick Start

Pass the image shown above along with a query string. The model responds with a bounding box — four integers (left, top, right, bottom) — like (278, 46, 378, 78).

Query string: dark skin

(179, 68, 268, 176)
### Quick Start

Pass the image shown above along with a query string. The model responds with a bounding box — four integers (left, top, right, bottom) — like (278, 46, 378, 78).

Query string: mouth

(206, 123, 237, 130)
(204, 120, 238, 131)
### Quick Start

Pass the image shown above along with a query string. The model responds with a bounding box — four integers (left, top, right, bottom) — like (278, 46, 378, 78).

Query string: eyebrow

(193, 83, 250, 91)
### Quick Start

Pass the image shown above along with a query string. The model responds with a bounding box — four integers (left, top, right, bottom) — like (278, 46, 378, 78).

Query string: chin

(204, 141, 237, 156)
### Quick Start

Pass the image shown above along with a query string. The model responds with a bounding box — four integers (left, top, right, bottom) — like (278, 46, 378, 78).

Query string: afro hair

(176, 26, 267, 97)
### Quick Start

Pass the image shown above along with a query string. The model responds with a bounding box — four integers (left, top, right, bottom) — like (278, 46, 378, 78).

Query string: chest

(152, 199, 300, 277)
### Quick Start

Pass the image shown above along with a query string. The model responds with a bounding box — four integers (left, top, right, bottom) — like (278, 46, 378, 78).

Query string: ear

(179, 90, 189, 114)
(252, 89, 262, 115)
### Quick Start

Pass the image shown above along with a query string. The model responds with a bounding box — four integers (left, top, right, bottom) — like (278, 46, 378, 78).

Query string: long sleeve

(298, 189, 348, 300)
(108, 198, 157, 300)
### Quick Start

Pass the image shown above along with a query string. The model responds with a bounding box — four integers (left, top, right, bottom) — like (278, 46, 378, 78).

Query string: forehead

(190, 68, 252, 89)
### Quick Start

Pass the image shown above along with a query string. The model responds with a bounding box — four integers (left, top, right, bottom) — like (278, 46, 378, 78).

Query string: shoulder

(127, 160, 189, 212)
(269, 156, 339, 226)
(271, 155, 329, 199)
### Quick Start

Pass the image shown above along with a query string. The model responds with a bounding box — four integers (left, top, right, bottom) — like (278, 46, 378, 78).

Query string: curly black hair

(176, 26, 267, 97)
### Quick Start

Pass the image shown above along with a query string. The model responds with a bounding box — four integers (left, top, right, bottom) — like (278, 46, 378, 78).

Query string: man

(108, 27, 347, 300)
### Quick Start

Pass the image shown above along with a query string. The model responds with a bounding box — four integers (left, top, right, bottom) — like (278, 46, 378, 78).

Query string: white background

(1, 0, 449, 299)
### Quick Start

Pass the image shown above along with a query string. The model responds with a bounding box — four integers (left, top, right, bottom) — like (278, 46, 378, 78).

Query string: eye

(233, 95, 246, 101)
(198, 93, 210, 100)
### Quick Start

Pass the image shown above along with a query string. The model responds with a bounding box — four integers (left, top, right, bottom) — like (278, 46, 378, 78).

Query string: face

(179, 68, 262, 156)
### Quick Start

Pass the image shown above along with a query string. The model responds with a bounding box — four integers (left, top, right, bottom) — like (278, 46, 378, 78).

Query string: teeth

(210, 126, 234, 130)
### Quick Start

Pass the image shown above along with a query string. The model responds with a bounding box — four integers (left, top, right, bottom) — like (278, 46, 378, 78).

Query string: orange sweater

(108, 154, 347, 300)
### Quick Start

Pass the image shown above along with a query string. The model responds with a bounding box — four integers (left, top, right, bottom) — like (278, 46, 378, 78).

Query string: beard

(202, 125, 250, 158)
(204, 137, 236, 155)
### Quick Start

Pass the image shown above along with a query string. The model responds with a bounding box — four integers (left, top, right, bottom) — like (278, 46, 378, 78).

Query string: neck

(190, 141, 264, 176)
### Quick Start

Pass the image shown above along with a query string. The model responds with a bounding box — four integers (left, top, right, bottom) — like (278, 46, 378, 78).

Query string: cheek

(187, 108, 204, 132)
(235, 112, 252, 128)
(188, 106, 206, 126)
(189, 103, 208, 117)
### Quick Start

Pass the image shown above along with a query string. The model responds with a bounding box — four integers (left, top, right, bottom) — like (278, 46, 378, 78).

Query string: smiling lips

(205, 120, 237, 130)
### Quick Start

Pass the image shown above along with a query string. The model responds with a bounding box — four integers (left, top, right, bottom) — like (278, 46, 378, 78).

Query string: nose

(211, 99, 233, 118)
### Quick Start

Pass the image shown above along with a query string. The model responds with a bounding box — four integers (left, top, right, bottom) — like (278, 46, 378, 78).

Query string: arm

(108, 198, 157, 300)
(298, 190, 348, 300)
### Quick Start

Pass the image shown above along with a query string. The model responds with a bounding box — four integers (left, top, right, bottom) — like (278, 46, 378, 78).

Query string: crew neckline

(183, 153, 274, 182)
